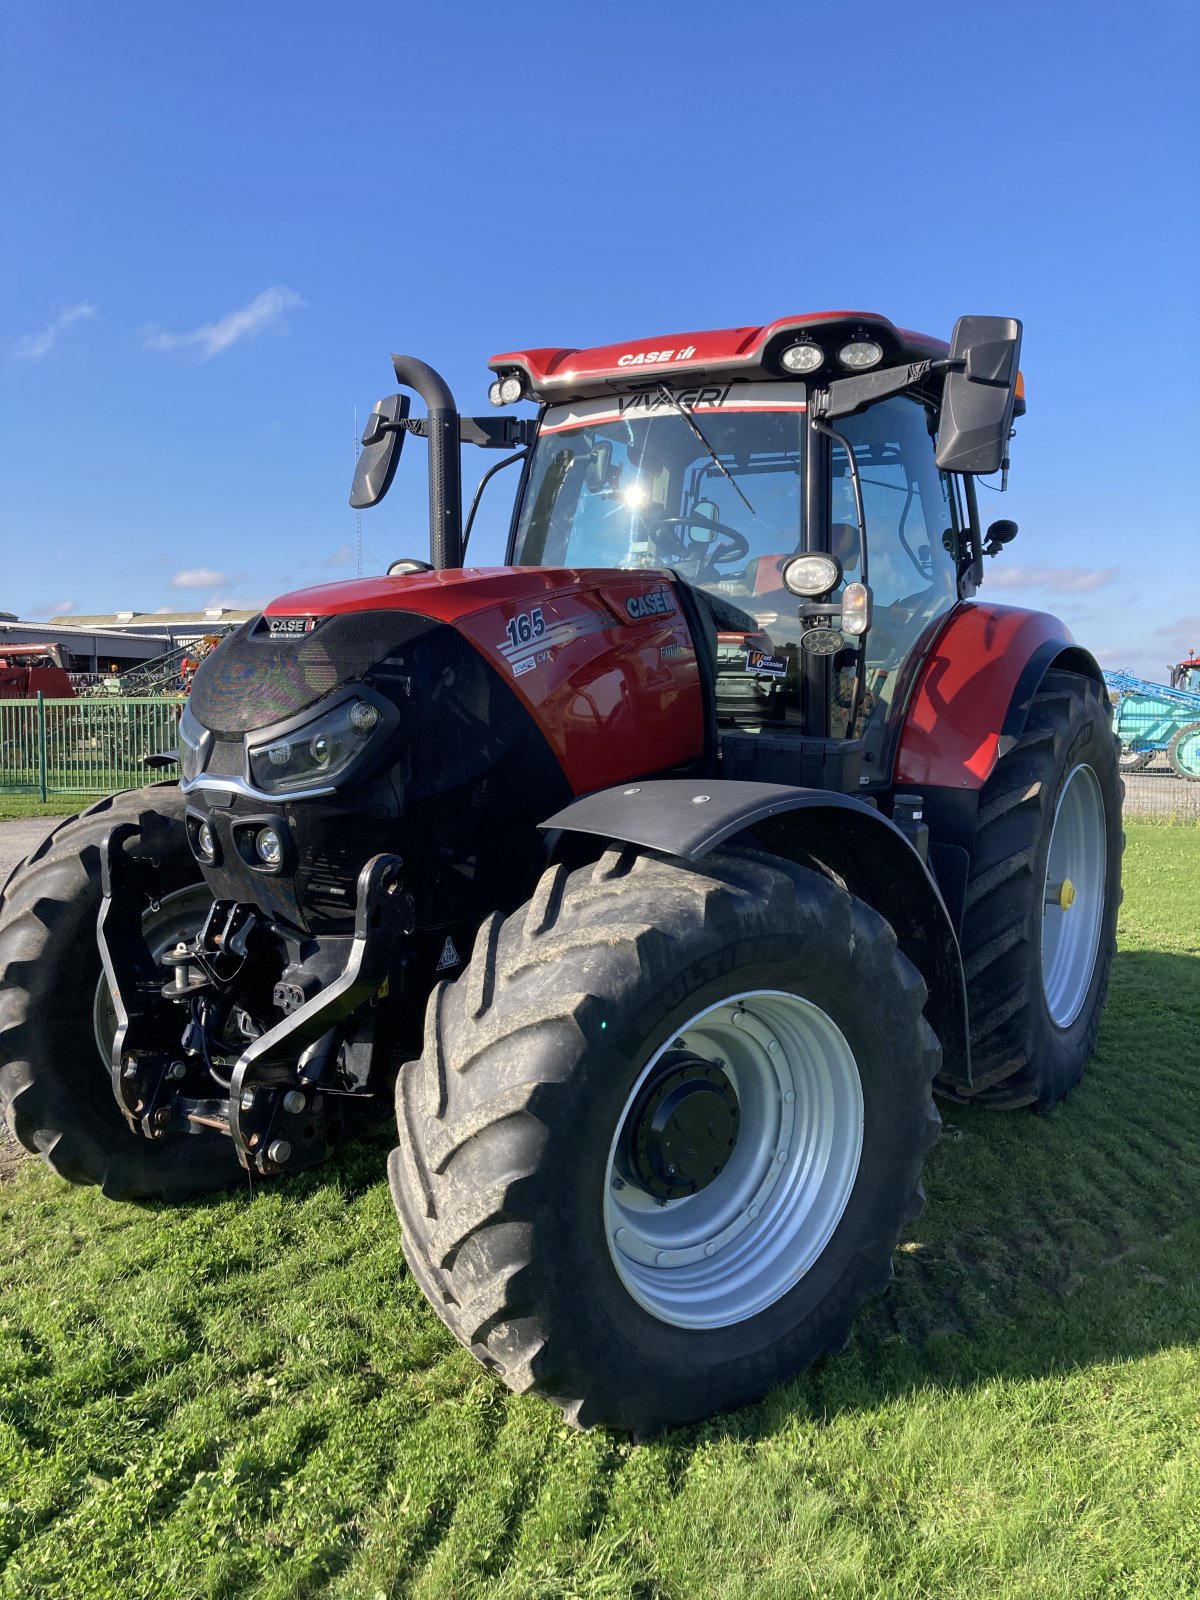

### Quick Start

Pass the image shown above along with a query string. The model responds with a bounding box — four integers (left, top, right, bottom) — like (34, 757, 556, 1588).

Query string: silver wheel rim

(92, 885, 213, 1065)
(1040, 763, 1106, 1027)
(603, 990, 865, 1330)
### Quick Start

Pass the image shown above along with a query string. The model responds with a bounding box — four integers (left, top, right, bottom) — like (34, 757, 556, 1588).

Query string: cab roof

(489, 312, 950, 403)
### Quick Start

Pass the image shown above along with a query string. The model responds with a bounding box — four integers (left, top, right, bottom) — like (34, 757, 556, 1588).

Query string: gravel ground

(0, 816, 66, 901)
(1122, 767, 1200, 820)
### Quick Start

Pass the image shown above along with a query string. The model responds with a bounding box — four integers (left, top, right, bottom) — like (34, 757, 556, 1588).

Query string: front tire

(389, 846, 940, 1434)
(0, 787, 242, 1200)
(957, 670, 1123, 1110)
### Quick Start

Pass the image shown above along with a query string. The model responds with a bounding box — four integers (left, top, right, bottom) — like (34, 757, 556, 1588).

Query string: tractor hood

(262, 567, 593, 627)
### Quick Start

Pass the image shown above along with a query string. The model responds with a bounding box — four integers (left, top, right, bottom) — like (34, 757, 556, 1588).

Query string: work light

(779, 341, 824, 374)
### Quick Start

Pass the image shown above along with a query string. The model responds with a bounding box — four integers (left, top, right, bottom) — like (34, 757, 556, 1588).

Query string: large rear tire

(957, 670, 1123, 1110)
(0, 787, 242, 1200)
(388, 846, 940, 1434)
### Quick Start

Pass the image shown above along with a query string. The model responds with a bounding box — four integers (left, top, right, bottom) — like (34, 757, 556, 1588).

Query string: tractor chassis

(97, 825, 409, 1175)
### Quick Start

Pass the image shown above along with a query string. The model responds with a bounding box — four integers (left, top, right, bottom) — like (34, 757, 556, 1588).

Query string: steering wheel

(653, 515, 751, 568)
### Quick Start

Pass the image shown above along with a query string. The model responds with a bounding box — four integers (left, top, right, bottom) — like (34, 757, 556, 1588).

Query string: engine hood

(264, 566, 608, 627)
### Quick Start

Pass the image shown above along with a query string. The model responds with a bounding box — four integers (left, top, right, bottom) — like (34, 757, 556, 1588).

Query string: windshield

(510, 382, 807, 597)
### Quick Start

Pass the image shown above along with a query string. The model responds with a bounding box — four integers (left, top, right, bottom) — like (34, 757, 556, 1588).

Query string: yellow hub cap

(1045, 878, 1076, 910)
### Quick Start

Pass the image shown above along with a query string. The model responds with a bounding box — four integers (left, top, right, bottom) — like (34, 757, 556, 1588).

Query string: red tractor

(0, 314, 1122, 1433)
(0, 643, 75, 700)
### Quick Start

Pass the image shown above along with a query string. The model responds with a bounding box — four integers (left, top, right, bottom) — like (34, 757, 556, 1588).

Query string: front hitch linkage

(98, 826, 411, 1173)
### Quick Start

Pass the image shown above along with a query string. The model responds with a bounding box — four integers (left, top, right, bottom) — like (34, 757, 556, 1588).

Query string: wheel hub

(625, 1051, 740, 1198)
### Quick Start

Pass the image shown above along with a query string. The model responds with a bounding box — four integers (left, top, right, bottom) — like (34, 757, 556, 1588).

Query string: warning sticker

(436, 936, 461, 972)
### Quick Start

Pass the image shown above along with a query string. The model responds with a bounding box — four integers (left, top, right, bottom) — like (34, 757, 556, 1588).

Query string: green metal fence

(0, 696, 183, 798)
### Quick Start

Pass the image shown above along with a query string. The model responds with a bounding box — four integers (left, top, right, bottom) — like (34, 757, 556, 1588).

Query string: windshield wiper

(655, 384, 755, 515)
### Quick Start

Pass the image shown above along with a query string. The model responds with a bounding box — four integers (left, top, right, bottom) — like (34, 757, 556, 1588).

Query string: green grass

(0, 795, 85, 820)
(1, 825, 1197, 1599)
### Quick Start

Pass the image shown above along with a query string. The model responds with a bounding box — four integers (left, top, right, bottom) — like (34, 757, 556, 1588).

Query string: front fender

(542, 779, 971, 1089)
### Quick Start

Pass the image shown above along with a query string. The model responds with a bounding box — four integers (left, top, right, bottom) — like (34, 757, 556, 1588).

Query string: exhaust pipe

(391, 354, 463, 569)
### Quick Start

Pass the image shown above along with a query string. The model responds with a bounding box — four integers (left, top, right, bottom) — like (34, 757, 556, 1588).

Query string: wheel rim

(92, 885, 213, 1065)
(603, 990, 864, 1330)
(1040, 763, 1107, 1028)
(1118, 747, 1147, 771)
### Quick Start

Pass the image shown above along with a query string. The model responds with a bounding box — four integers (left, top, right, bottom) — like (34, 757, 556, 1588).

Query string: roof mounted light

(837, 339, 883, 370)
(782, 553, 843, 597)
(489, 373, 524, 406)
(779, 340, 824, 375)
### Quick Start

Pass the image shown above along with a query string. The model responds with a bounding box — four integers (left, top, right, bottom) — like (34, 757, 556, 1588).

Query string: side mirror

(585, 439, 612, 493)
(935, 316, 1022, 475)
(984, 518, 1019, 556)
(350, 394, 410, 508)
(689, 499, 721, 541)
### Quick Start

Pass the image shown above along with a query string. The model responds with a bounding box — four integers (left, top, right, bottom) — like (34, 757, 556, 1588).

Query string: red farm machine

(0, 643, 75, 700)
(0, 313, 1122, 1433)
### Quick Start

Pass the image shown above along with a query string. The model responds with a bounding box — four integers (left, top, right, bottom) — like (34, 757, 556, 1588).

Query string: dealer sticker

(744, 649, 788, 678)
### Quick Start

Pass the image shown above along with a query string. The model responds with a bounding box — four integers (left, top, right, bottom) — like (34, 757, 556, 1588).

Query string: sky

(1, 0, 1197, 683)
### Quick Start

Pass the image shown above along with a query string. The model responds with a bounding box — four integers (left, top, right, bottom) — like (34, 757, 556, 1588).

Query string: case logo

(266, 616, 321, 636)
(616, 345, 697, 367)
(626, 588, 675, 621)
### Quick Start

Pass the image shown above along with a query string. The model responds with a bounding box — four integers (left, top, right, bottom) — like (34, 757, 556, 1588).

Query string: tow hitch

(98, 825, 411, 1174)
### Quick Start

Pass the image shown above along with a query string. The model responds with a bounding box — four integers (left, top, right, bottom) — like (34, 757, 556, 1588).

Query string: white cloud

(29, 599, 76, 618)
(12, 304, 98, 361)
(986, 563, 1116, 594)
(1155, 614, 1200, 640)
(326, 543, 355, 567)
(170, 567, 228, 589)
(144, 286, 304, 360)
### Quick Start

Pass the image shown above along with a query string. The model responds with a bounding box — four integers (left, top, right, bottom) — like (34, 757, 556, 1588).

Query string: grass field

(1, 825, 1197, 1599)
(0, 795, 86, 821)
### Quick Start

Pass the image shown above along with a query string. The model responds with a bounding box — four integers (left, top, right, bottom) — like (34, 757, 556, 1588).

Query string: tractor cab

(488, 312, 1021, 790)
(505, 376, 964, 778)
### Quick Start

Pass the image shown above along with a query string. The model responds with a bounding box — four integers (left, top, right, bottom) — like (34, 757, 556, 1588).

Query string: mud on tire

(389, 846, 941, 1435)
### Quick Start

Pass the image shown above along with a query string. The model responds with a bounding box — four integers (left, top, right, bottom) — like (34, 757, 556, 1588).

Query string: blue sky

(2, 0, 1197, 682)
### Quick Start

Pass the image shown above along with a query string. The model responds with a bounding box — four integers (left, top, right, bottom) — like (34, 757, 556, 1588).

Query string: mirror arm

(818, 357, 959, 422)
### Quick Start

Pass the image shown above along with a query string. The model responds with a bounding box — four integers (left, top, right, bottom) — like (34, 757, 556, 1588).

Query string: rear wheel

(1167, 722, 1200, 781)
(388, 846, 940, 1434)
(0, 787, 242, 1200)
(1117, 746, 1151, 774)
(957, 670, 1123, 1110)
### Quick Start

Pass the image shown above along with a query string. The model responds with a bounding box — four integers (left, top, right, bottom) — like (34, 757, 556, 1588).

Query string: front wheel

(388, 847, 940, 1434)
(0, 787, 242, 1200)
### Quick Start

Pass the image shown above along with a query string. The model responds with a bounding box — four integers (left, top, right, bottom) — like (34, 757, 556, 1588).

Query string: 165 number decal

(504, 607, 546, 649)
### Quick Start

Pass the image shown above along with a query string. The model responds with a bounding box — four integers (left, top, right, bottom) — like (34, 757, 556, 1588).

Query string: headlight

(782, 553, 843, 597)
(246, 695, 387, 796)
(178, 702, 210, 785)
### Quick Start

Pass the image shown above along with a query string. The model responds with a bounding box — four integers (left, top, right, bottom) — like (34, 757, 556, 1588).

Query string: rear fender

(895, 602, 1105, 790)
(542, 779, 971, 1089)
